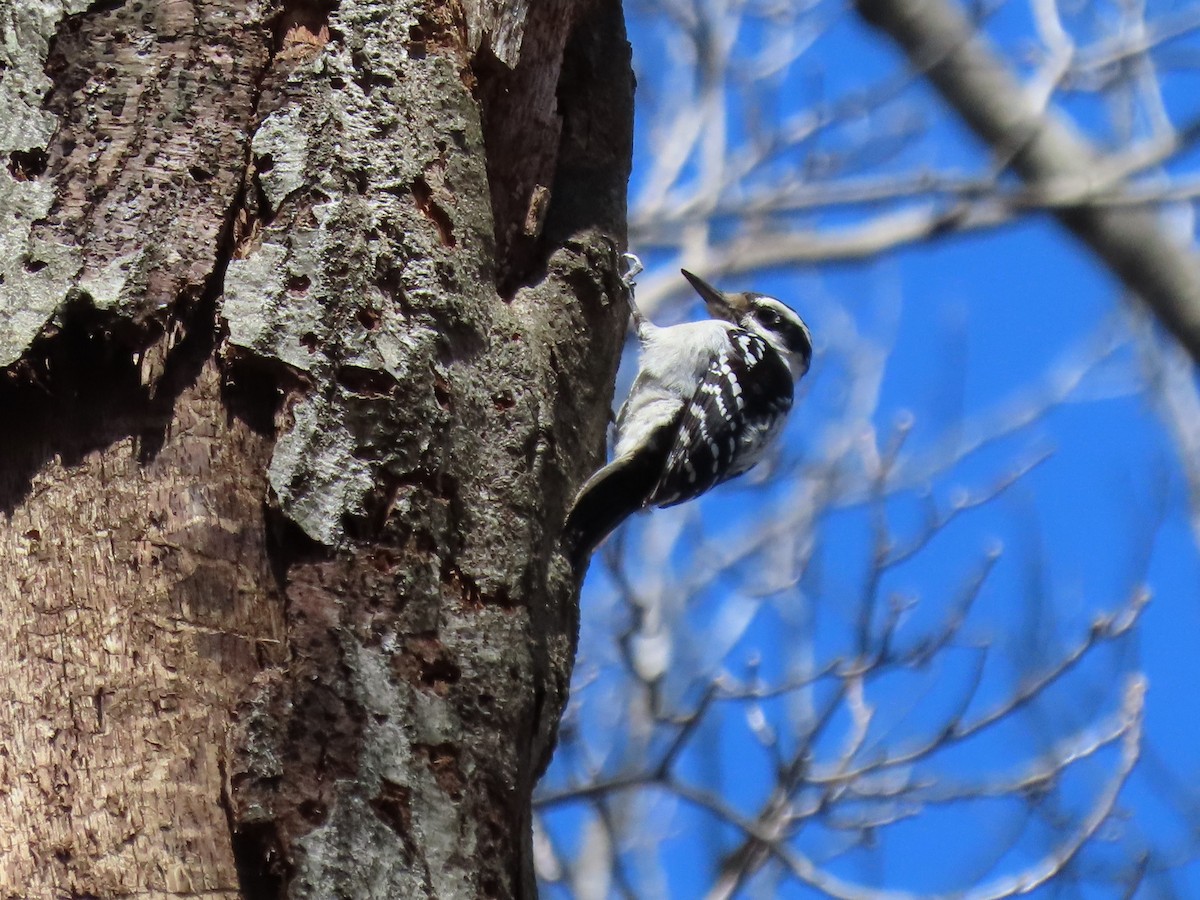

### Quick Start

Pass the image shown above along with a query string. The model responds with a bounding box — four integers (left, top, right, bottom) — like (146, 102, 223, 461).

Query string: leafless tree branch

(855, 0, 1200, 362)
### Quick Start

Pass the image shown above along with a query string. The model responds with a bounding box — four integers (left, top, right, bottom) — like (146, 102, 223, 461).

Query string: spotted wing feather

(651, 332, 794, 508)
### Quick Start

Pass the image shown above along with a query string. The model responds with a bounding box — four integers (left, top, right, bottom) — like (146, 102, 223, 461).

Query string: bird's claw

(620, 253, 644, 289)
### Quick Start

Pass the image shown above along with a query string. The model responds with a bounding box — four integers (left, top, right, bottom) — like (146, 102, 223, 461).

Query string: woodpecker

(564, 265, 812, 566)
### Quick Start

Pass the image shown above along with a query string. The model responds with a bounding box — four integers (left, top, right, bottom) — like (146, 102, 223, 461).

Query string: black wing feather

(563, 331, 794, 568)
(563, 421, 675, 568)
(651, 332, 793, 508)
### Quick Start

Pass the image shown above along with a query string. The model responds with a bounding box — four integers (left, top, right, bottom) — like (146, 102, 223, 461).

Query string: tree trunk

(0, 1, 632, 897)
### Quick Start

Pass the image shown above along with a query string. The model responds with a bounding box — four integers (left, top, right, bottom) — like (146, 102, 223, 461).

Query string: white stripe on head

(742, 296, 812, 378)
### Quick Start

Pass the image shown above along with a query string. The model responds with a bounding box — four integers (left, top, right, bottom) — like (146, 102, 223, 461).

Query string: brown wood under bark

(0, 350, 283, 895)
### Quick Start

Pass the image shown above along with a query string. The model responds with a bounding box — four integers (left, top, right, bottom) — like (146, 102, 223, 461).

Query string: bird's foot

(620, 252, 644, 288)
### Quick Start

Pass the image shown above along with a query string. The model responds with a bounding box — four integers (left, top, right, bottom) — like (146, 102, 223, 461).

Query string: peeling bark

(0, 0, 633, 896)
(0, 0, 267, 365)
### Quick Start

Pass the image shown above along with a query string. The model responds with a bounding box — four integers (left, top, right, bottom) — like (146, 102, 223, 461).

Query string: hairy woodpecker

(564, 266, 813, 566)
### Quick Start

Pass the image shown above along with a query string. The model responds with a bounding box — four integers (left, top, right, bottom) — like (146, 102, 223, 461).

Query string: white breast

(613, 320, 735, 459)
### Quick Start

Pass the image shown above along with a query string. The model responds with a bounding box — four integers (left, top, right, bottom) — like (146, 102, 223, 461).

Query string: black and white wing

(650, 332, 794, 508)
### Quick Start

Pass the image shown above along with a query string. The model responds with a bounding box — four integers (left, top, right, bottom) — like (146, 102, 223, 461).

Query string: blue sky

(538, 0, 1200, 896)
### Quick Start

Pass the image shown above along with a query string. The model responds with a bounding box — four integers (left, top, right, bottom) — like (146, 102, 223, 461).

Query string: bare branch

(705, 678, 1145, 900)
(962, 675, 1146, 900)
(1133, 312, 1200, 548)
(855, 0, 1200, 362)
(809, 587, 1149, 785)
(635, 203, 1007, 314)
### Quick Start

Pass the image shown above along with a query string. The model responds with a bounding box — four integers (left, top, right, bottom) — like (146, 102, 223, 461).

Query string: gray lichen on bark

(222, 17, 491, 544)
(0, 0, 92, 366)
(289, 635, 486, 896)
(221, 0, 632, 896)
(0, 0, 268, 365)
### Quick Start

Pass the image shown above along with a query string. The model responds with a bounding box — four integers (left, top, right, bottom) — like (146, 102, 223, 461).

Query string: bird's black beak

(681, 269, 737, 321)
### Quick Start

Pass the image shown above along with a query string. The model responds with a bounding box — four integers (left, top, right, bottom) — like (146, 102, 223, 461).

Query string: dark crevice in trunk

(221, 757, 291, 900)
(472, 0, 635, 301)
(231, 820, 291, 900)
(270, 0, 340, 50)
(470, 1, 577, 299)
(218, 1, 322, 440)
(538, 1, 635, 256)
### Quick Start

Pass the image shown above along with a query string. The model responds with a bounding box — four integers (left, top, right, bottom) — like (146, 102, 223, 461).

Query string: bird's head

(681, 269, 813, 379)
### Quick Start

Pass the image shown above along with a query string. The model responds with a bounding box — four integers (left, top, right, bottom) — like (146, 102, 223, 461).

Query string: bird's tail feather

(563, 435, 669, 569)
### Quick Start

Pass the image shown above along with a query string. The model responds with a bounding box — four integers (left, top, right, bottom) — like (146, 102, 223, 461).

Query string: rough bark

(0, 0, 632, 897)
(856, 0, 1200, 364)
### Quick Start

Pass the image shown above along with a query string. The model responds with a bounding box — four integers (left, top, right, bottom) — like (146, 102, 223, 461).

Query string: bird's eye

(759, 308, 780, 326)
